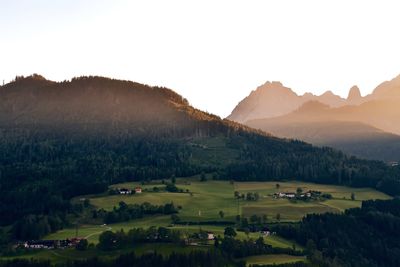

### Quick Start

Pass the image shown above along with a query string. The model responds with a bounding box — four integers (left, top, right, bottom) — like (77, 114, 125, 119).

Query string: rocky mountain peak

(347, 85, 362, 104)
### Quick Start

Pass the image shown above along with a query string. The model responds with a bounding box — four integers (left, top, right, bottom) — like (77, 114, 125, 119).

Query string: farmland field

(45, 215, 302, 249)
(90, 179, 239, 221)
(86, 178, 390, 222)
(45, 178, 391, 246)
(11, 178, 391, 265)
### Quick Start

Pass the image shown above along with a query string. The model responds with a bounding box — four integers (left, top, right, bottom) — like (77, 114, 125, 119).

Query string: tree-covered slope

(247, 113, 400, 162)
(274, 199, 400, 267)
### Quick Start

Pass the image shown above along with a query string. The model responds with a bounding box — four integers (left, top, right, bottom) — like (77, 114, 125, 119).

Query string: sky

(1, 0, 400, 118)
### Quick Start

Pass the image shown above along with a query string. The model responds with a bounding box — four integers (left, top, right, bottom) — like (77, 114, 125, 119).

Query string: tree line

(272, 198, 400, 267)
(98, 201, 178, 224)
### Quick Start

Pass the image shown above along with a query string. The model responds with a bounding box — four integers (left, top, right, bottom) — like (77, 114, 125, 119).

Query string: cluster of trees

(97, 227, 181, 251)
(234, 191, 260, 201)
(234, 215, 268, 232)
(245, 192, 260, 201)
(217, 235, 303, 259)
(0, 250, 243, 267)
(219, 236, 270, 258)
(98, 201, 178, 224)
(250, 263, 310, 267)
(12, 214, 65, 240)
(273, 199, 400, 267)
(164, 183, 187, 193)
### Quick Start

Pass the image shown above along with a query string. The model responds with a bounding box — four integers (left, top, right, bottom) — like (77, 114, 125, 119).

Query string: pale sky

(1, 0, 400, 117)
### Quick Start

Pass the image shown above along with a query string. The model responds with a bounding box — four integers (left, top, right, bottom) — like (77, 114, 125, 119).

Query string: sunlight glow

(1, 0, 400, 117)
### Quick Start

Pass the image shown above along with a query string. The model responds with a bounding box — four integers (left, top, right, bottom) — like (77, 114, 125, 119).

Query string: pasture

(87, 179, 390, 222)
(45, 215, 302, 249)
(19, 178, 390, 265)
(45, 178, 391, 247)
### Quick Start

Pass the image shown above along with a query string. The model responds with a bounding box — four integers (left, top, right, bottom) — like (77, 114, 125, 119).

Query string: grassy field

(235, 181, 390, 220)
(87, 179, 390, 222)
(91, 179, 239, 221)
(243, 254, 307, 266)
(45, 215, 302, 250)
(44, 179, 390, 248)
(10, 179, 389, 264)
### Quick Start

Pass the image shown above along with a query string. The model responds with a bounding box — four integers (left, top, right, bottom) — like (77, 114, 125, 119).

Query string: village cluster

(16, 237, 86, 250)
(117, 186, 142, 194)
(273, 190, 330, 200)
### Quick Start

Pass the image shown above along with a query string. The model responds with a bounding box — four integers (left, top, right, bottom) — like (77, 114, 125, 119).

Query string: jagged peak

(347, 85, 362, 100)
(261, 81, 283, 87)
(255, 81, 298, 96)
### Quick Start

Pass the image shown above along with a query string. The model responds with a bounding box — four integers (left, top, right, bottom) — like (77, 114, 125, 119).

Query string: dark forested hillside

(1, 75, 399, 234)
(274, 199, 400, 267)
(246, 118, 400, 162)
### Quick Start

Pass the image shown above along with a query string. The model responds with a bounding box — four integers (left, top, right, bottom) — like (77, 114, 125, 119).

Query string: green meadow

(87, 178, 390, 222)
(45, 178, 390, 246)
(21, 178, 389, 265)
(45, 215, 302, 250)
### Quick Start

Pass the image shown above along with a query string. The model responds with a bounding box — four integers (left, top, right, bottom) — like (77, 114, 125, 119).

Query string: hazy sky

(1, 0, 400, 117)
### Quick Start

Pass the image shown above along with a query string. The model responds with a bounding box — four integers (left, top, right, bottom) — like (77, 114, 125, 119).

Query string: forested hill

(0, 75, 400, 226)
(274, 199, 400, 267)
(0, 74, 229, 136)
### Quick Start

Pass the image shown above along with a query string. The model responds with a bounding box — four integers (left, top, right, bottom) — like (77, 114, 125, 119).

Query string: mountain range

(228, 74, 400, 162)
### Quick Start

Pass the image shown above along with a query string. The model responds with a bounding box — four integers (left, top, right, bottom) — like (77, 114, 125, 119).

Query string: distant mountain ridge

(247, 116, 400, 162)
(229, 74, 400, 161)
(228, 74, 400, 125)
(228, 82, 347, 123)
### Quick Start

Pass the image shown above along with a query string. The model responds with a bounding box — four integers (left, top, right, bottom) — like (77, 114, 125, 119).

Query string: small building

(22, 238, 86, 250)
(278, 192, 286, 198)
(119, 188, 132, 194)
(207, 232, 215, 240)
(260, 227, 271, 236)
(286, 193, 295, 198)
(135, 187, 142, 194)
(25, 240, 59, 249)
(274, 192, 299, 199)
